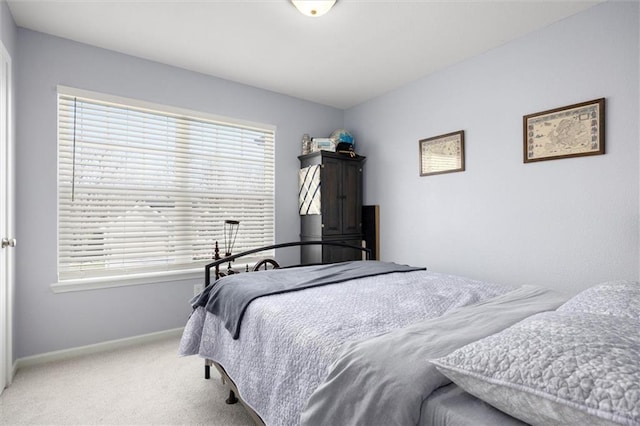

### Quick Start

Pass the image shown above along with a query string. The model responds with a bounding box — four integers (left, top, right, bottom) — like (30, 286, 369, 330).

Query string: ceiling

(7, 0, 605, 109)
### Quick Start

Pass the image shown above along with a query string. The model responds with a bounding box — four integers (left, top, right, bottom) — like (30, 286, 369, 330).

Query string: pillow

(558, 280, 640, 319)
(430, 310, 640, 425)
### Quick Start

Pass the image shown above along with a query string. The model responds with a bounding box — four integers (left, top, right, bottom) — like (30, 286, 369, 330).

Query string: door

(321, 156, 363, 236)
(341, 159, 362, 235)
(322, 238, 364, 263)
(0, 42, 13, 394)
(320, 156, 342, 236)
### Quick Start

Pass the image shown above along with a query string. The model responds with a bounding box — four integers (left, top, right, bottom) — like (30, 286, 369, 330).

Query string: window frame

(53, 86, 276, 292)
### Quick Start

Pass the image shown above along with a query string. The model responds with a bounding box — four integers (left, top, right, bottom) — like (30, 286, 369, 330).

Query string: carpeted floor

(0, 336, 253, 425)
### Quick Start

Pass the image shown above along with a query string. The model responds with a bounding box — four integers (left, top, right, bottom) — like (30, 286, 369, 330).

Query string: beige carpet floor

(0, 336, 253, 425)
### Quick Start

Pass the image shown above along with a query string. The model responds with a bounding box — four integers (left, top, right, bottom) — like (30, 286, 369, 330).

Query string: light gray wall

(346, 1, 639, 295)
(15, 29, 343, 358)
(0, 1, 15, 56)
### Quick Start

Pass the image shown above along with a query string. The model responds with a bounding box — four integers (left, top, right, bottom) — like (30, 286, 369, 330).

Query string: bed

(179, 241, 640, 426)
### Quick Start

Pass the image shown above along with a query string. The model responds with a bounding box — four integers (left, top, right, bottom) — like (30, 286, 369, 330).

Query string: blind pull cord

(71, 97, 77, 202)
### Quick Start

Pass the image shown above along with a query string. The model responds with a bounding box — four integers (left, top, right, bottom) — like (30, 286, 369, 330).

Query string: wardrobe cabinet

(298, 151, 365, 264)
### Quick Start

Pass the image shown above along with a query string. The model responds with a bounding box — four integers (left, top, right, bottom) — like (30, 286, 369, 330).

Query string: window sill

(50, 269, 203, 293)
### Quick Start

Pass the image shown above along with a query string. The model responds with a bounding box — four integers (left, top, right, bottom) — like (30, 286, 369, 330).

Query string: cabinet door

(322, 239, 365, 263)
(340, 160, 363, 235)
(320, 157, 343, 236)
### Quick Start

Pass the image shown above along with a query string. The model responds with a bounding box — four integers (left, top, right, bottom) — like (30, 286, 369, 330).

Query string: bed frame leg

(226, 390, 239, 404)
(204, 359, 212, 379)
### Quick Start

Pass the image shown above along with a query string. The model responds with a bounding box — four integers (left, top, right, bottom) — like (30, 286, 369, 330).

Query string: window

(57, 87, 275, 284)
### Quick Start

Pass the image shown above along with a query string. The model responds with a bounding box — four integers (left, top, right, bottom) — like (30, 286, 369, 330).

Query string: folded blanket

(192, 260, 425, 339)
(301, 285, 567, 426)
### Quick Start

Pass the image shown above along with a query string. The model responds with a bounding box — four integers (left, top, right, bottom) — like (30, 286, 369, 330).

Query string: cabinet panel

(341, 160, 362, 235)
(300, 238, 365, 264)
(322, 239, 365, 263)
(320, 157, 342, 236)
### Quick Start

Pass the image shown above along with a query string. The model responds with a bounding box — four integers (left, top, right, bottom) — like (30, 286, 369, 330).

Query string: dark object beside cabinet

(299, 151, 365, 264)
(362, 205, 379, 261)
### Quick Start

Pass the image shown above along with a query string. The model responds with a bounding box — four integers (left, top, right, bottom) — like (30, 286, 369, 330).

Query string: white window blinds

(57, 88, 275, 281)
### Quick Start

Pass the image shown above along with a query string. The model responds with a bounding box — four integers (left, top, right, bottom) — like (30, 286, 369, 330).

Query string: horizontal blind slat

(58, 90, 275, 280)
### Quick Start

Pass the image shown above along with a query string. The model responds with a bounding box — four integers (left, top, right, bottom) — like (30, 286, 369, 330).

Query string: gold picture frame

(419, 130, 465, 176)
(523, 98, 605, 163)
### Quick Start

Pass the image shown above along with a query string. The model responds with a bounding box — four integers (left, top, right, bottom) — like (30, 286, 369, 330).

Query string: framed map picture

(419, 130, 465, 176)
(523, 98, 605, 163)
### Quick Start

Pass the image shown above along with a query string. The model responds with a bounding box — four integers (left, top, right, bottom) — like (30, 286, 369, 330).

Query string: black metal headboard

(204, 241, 372, 287)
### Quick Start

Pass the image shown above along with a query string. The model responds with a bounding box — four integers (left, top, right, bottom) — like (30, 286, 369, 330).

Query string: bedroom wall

(0, 1, 15, 56)
(14, 29, 343, 358)
(346, 1, 639, 295)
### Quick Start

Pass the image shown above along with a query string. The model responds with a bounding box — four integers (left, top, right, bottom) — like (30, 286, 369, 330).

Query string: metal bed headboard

(204, 240, 372, 287)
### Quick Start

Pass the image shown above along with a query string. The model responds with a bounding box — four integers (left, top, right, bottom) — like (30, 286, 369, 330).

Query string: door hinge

(1, 238, 16, 248)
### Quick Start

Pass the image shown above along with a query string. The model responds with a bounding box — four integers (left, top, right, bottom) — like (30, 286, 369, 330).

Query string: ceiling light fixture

(291, 0, 337, 17)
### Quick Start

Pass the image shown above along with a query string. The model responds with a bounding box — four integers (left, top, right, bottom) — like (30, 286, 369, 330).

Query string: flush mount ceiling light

(291, 0, 337, 17)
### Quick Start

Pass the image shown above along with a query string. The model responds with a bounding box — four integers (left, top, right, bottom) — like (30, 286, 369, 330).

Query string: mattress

(421, 383, 528, 426)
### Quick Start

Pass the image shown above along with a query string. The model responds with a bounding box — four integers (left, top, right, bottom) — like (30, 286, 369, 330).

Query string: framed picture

(419, 130, 465, 176)
(523, 98, 605, 163)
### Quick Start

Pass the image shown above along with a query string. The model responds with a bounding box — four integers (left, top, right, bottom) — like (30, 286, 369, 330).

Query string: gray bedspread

(300, 285, 567, 426)
(180, 270, 512, 425)
(192, 260, 424, 339)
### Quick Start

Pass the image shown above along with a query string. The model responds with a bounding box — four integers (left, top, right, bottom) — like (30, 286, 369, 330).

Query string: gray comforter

(192, 260, 424, 339)
(300, 285, 567, 426)
(180, 270, 511, 425)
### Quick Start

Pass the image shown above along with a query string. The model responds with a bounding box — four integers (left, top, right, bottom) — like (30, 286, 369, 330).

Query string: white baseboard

(16, 327, 184, 370)
(10, 359, 18, 383)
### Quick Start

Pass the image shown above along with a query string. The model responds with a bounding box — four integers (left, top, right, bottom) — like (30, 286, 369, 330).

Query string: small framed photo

(523, 98, 605, 163)
(419, 130, 465, 176)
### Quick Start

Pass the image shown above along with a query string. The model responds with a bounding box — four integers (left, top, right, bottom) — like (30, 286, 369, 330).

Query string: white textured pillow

(431, 310, 640, 426)
(558, 280, 640, 319)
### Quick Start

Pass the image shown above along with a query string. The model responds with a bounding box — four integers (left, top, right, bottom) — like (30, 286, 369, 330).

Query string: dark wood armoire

(298, 151, 365, 264)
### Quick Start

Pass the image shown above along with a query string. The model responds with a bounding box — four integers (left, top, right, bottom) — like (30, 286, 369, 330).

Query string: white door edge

(0, 39, 13, 394)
